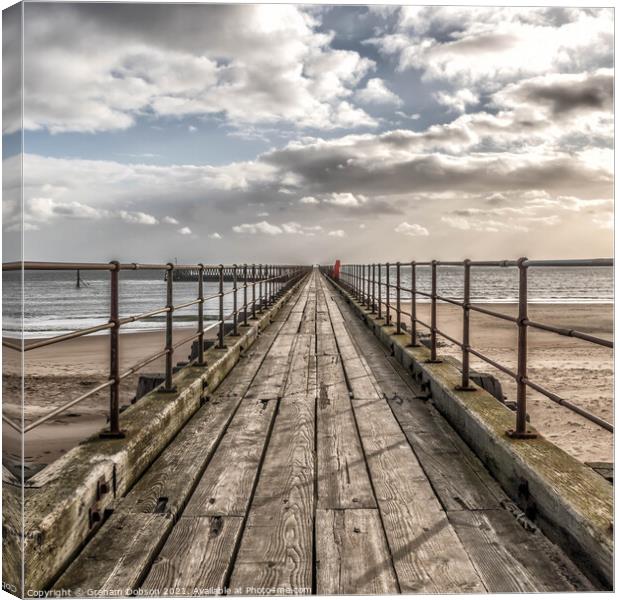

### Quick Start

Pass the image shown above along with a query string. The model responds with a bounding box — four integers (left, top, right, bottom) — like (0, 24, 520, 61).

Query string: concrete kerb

(327, 276, 613, 589)
(21, 275, 308, 594)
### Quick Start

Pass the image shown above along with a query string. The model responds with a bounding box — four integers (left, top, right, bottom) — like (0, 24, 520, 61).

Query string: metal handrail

(326, 258, 613, 436)
(4, 261, 309, 436)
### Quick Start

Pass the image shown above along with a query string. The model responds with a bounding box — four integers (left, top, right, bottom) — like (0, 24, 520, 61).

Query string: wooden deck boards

(55, 270, 592, 595)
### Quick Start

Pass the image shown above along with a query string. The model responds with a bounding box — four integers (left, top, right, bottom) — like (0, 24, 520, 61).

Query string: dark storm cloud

(508, 70, 613, 116)
(264, 142, 612, 199)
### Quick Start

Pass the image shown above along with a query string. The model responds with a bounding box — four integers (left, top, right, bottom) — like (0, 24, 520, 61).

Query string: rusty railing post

(365, 264, 370, 309)
(371, 263, 376, 313)
(385, 262, 391, 325)
(427, 260, 441, 363)
(456, 260, 475, 391)
(396, 261, 401, 334)
(258, 264, 264, 312)
(410, 261, 418, 346)
(101, 261, 124, 438)
(243, 264, 248, 326)
(232, 264, 238, 336)
(377, 263, 382, 319)
(362, 264, 366, 306)
(197, 263, 205, 366)
(252, 264, 257, 319)
(508, 257, 536, 438)
(217, 264, 226, 349)
(164, 262, 176, 391)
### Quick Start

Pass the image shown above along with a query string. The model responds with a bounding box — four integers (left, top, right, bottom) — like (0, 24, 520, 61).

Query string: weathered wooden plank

(318, 276, 485, 593)
(228, 332, 316, 593)
(54, 512, 173, 594)
(315, 286, 376, 510)
(316, 509, 398, 595)
(447, 509, 594, 592)
(141, 516, 244, 595)
(327, 282, 505, 512)
(185, 299, 308, 517)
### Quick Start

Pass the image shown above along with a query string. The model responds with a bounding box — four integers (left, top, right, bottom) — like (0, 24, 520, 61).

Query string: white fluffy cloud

(232, 221, 283, 236)
(395, 222, 429, 237)
(178, 226, 192, 235)
(435, 89, 479, 114)
(355, 78, 403, 106)
(369, 7, 613, 92)
(13, 4, 378, 134)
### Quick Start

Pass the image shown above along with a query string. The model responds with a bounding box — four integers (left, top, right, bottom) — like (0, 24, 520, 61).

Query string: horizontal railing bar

(468, 347, 519, 380)
(523, 378, 613, 432)
(2, 414, 21, 433)
(3, 261, 305, 272)
(525, 320, 613, 348)
(21, 322, 114, 351)
(469, 305, 518, 323)
(23, 379, 114, 433)
(119, 349, 168, 381)
(435, 294, 464, 308)
(523, 258, 613, 268)
(2, 339, 21, 351)
(174, 298, 201, 311)
(172, 331, 202, 350)
(118, 306, 170, 325)
(3, 261, 115, 271)
(435, 328, 462, 348)
(414, 317, 432, 331)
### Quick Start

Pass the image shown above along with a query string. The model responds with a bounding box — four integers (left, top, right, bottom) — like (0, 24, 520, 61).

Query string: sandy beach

(404, 303, 613, 463)
(3, 326, 214, 476)
(2, 303, 613, 475)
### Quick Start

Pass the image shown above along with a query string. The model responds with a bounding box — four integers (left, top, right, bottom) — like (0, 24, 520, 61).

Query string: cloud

(368, 7, 613, 92)
(162, 216, 179, 225)
(395, 222, 429, 236)
(494, 69, 613, 116)
(435, 89, 478, 113)
(300, 196, 320, 205)
(17, 4, 378, 134)
(231, 220, 325, 236)
(209, 232, 222, 239)
(328, 229, 346, 237)
(395, 111, 421, 120)
(232, 221, 283, 235)
(178, 226, 192, 235)
(355, 78, 403, 106)
(323, 192, 367, 207)
(263, 129, 612, 199)
(119, 210, 158, 225)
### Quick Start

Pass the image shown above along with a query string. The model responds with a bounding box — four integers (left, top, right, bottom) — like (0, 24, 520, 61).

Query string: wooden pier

(51, 270, 596, 595)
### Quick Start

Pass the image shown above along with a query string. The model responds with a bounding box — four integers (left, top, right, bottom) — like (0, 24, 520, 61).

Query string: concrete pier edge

(21, 276, 308, 594)
(327, 276, 613, 589)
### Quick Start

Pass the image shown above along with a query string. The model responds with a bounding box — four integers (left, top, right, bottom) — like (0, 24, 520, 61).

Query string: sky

(2, 3, 614, 264)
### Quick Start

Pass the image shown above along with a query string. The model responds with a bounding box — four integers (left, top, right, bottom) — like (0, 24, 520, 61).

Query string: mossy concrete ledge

(22, 277, 306, 594)
(329, 279, 613, 589)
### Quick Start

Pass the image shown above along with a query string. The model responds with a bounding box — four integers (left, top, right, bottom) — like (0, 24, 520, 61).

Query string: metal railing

(323, 258, 613, 438)
(2, 261, 309, 437)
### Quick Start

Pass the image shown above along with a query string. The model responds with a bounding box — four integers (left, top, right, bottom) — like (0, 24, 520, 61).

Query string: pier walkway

(54, 270, 592, 595)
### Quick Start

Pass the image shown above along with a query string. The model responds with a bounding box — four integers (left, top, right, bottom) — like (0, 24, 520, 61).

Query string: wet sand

(2, 303, 613, 475)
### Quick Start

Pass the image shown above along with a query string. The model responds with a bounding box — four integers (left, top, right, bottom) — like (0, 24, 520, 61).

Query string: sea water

(2, 266, 613, 339)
